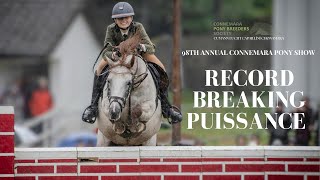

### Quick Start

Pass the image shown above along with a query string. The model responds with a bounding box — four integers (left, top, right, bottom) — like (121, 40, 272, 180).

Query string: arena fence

(0, 106, 319, 180)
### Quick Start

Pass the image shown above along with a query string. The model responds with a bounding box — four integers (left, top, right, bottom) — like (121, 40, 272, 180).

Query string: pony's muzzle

(109, 102, 122, 121)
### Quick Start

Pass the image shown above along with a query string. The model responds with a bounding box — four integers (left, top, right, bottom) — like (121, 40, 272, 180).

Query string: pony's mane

(118, 33, 141, 57)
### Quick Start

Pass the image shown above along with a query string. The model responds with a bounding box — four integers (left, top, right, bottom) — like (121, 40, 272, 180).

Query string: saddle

(147, 62, 169, 96)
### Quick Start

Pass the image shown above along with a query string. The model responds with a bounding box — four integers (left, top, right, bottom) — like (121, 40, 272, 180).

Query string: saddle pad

(147, 62, 169, 90)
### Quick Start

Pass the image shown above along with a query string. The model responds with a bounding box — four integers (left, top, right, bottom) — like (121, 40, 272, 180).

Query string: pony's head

(105, 34, 142, 121)
(106, 55, 135, 121)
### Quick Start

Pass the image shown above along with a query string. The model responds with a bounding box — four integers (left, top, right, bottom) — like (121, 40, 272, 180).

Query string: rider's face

(115, 16, 133, 29)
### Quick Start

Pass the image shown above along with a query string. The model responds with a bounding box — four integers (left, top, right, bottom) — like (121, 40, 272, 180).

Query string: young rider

(82, 2, 182, 124)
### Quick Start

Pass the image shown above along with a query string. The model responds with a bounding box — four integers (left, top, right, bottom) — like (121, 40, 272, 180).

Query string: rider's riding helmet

(112, 2, 135, 19)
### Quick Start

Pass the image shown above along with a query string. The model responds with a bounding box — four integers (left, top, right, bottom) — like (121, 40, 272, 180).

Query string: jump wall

(0, 106, 319, 180)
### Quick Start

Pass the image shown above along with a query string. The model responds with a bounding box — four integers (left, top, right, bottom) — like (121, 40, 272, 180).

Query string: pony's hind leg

(96, 129, 111, 147)
(142, 134, 157, 146)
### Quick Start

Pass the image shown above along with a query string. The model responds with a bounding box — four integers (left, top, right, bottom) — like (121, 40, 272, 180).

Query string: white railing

(17, 108, 86, 147)
(16, 107, 91, 148)
(16, 108, 62, 147)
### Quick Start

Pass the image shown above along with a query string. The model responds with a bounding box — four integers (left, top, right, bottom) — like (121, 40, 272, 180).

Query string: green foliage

(181, 0, 272, 34)
(222, 0, 272, 19)
(182, 0, 214, 33)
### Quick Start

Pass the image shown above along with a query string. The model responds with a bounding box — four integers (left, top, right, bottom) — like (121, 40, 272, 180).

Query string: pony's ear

(129, 55, 135, 68)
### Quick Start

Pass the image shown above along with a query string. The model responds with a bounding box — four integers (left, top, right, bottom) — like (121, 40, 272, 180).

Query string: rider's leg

(143, 54, 166, 71)
(159, 88, 182, 123)
(97, 60, 108, 75)
(82, 60, 109, 123)
(143, 53, 182, 123)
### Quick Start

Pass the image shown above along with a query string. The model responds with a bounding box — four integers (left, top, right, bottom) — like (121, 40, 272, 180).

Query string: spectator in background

(288, 136, 295, 146)
(294, 96, 313, 146)
(248, 134, 260, 146)
(0, 79, 25, 122)
(235, 135, 247, 146)
(28, 77, 53, 117)
(313, 104, 319, 146)
(267, 101, 291, 145)
(20, 76, 36, 119)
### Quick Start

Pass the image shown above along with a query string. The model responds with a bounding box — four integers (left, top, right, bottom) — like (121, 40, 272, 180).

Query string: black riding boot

(160, 89, 183, 124)
(82, 74, 103, 124)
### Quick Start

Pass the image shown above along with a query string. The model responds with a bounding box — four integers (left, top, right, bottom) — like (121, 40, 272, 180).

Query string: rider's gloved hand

(111, 51, 121, 61)
(137, 44, 146, 53)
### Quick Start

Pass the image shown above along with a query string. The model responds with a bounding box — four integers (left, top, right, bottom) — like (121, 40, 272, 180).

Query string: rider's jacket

(103, 22, 155, 60)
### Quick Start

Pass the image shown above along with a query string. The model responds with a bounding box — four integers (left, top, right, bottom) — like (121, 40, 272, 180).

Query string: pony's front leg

(96, 129, 111, 147)
(132, 100, 158, 122)
(128, 101, 156, 133)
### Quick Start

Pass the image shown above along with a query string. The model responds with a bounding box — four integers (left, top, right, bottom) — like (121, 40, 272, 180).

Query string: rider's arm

(137, 23, 155, 54)
(102, 25, 115, 61)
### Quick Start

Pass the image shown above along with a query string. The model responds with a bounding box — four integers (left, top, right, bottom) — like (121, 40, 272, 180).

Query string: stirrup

(82, 105, 98, 124)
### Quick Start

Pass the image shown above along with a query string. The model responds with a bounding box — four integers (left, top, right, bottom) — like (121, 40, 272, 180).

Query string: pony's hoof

(113, 123, 125, 135)
(129, 122, 146, 133)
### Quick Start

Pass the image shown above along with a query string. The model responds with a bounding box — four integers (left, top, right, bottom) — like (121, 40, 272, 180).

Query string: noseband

(107, 81, 132, 111)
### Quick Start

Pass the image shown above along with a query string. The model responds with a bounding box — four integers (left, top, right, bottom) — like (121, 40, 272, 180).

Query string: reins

(92, 43, 109, 74)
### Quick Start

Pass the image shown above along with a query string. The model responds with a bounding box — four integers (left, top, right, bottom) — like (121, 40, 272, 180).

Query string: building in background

(0, 0, 100, 145)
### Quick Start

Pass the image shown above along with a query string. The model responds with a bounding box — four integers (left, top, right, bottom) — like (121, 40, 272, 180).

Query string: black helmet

(112, 2, 135, 19)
